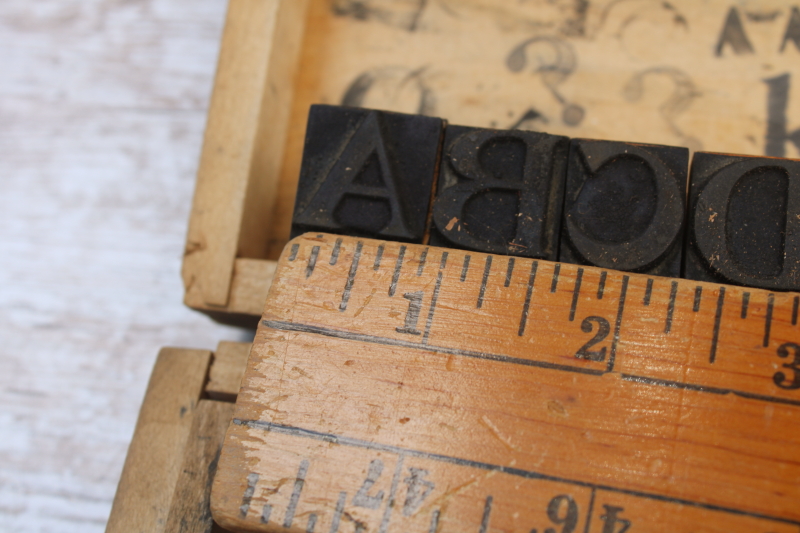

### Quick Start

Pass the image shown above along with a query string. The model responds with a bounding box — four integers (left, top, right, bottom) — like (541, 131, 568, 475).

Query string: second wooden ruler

(212, 233, 800, 533)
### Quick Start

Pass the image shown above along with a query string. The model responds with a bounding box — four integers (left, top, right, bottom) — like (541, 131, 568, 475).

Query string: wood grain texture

(207, 341, 252, 402)
(182, 0, 309, 308)
(0, 1, 251, 531)
(185, 258, 279, 324)
(165, 400, 237, 533)
(211, 234, 800, 532)
(106, 348, 212, 533)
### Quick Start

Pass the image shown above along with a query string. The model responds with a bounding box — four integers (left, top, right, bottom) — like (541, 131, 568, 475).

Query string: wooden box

(106, 342, 251, 533)
(182, 0, 800, 325)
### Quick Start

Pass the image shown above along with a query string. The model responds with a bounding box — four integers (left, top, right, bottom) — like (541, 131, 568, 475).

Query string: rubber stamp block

(560, 139, 689, 276)
(429, 125, 569, 259)
(291, 105, 444, 242)
(684, 152, 800, 290)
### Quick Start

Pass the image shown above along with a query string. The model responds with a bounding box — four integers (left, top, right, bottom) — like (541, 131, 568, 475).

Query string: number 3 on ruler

(775, 342, 800, 389)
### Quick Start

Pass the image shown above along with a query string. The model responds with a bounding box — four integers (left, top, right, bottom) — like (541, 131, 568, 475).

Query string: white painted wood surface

(0, 1, 250, 531)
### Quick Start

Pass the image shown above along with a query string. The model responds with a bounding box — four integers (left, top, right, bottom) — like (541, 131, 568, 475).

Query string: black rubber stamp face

(560, 139, 689, 276)
(331, 152, 393, 234)
(429, 126, 569, 259)
(458, 136, 527, 246)
(570, 156, 657, 244)
(685, 153, 800, 290)
(291, 105, 444, 242)
(726, 167, 788, 277)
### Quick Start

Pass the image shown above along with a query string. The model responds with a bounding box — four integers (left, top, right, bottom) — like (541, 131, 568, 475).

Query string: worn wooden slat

(106, 348, 211, 533)
(206, 341, 252, 402)
(165, 400, 237, 533)
(182, 0, 309, 308)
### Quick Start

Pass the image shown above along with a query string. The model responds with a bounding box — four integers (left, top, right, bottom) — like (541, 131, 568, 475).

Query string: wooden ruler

(211, 233, 800, 533)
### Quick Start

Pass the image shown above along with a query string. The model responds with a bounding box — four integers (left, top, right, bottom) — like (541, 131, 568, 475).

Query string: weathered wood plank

(206, 341, 251, 402)
(182, 0, 309, 308)
(106, 348, 211, 533)
(165, 400, 236, 533)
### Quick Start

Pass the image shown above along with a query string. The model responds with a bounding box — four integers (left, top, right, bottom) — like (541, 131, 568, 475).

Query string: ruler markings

(550, 264, 560, 293)
(240, 472, 259, 518)
(265, 319, 603, 376)
(765, 293, 775, 347)
(289, 243, 300, 262)
(479, 495, 493, 533)
(517, 261, 539, 337)
(352, 458, 383, 523)
(292, 239, 800, 392)
(643, 278, 653, 306)
(306, 246, 320, 278)
(709, 287, 726, 364)
(378, 455, 404, 533)
(582, 488, 596, 533)
(607, 275, 629, 372)
(263, 319, 800, 407)
(460, 255, 470, 281)
(283, 459, 309, 528)
(569, 268, 584, 322)
(422, 270, 444, 345)
(597, 271, 607, 299)
(664, 281, 678, 333)
(505, 257, 515, 287)
(389, 245, 406, 297)
(233, 418, 800, 527)
(620, 373, 800, 408)
(417, 248, 428, 276)
(329, 492, 346, 533)
(428, 510, 440, 533)
(477, 256, 493, 308)
(693, 286, 702, 312)
(230, 237, 800, 531)
(396, 292, 423, 336)
(260, 504, 272, 524)
(339, 241, 362, 312)
(330, 238, 343, 265)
